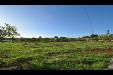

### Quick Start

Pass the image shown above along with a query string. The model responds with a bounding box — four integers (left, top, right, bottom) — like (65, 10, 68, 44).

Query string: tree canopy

(0, 23, 20, 41)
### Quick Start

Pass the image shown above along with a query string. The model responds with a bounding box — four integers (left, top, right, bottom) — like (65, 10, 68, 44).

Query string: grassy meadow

(0, 41, 113, 70)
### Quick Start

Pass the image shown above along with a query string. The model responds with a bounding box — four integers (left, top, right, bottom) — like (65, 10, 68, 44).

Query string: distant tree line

(17, 34, 113, 42)
(1, 23, 113, 42)
(11, 34, 113, 42)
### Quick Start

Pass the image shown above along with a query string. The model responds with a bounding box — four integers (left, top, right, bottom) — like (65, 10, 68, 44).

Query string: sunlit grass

(0, 41, 113, 70)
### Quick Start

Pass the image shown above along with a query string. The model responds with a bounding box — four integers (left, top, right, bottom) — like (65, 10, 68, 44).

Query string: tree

(90, 34, 98, 41)
(5, 23, 20, 38)
(0, 26, 5, 37)
(38, 36, 42, 41)
(54, 36, 58, 42)
(90, 34, 98, 38)
(32, 37, 37, 41)
(54, 36, 58, 39)
(0, 23, 20, 41)
(59, 37, 68, 42)
(39, 36, 42, 39)
(0, 26, 6, 41)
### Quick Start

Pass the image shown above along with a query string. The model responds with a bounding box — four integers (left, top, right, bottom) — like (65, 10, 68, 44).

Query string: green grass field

(0, 41, 113, 70)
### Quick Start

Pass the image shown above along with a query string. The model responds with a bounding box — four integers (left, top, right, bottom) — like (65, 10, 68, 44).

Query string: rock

(109, 58, 113, 64)
(108, 64, 113, 70)
(107, 58, 113, 70)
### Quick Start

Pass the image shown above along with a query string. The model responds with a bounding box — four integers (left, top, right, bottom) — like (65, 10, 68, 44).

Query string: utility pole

(107, 28, 110, 34)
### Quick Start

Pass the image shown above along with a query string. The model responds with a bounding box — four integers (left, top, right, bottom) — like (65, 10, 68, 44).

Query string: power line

(84, 7, 94, 34)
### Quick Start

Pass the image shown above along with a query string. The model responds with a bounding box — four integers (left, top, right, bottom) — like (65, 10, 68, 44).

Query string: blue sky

(0, 5, 113, 38)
